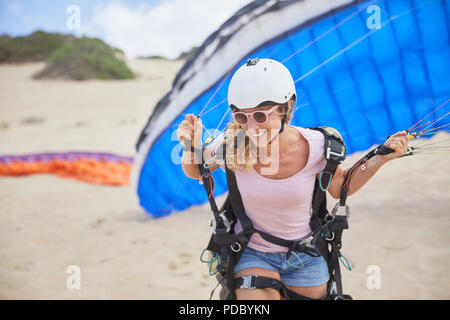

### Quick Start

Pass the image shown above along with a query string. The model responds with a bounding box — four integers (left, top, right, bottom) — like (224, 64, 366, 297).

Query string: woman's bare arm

(327, 155, 388, 199)
(327, 131, 409, 199)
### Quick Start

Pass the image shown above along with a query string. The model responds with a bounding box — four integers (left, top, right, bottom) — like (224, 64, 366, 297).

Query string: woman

(177, 58, 409, 300)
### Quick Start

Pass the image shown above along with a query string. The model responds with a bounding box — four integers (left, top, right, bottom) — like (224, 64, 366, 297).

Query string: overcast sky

(0, 0, 253, 59)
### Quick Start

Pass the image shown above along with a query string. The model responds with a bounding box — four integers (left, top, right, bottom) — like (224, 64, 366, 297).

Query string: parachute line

(197, 0, 378, 120)
(294, 0, 434, 84)
(408, 99, 450, 132)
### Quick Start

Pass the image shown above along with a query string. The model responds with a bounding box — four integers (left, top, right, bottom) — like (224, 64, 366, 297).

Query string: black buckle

(240, 274, 257, 289)
(287, 237, 321, 259)
(326, 138, 345, 163)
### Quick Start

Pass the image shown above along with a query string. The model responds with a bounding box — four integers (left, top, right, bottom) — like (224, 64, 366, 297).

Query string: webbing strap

(310, 179, 327, 227)
(225, 164, 254, 234)
(307, 127, 345, 224)
(327, 214, 348, 297)
(235, 275, 281, 291)
(225, 166, 323, 257)
(235, 275, 326, 300)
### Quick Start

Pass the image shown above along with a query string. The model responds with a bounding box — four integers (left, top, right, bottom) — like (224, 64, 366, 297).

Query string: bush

(33, 37, 134, 80)
(0, 31, 74, 63)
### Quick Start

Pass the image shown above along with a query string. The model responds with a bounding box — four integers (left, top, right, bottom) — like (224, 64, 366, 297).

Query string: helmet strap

(269, 102, 289, 144)
(279, 115, 287, 134)
(278, 102, 290, 134)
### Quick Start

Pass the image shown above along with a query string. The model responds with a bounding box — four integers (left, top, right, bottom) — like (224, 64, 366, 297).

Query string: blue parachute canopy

(133, 0, 450, 217)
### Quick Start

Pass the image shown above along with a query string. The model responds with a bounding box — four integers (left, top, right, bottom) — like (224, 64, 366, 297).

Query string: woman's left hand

(382, 131, 409, 161)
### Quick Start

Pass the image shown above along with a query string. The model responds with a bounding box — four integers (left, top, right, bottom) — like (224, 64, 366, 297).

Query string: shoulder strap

(224, 163, 254, 234)
(308, 127, 346, 192)
(307, 127, 346, 224)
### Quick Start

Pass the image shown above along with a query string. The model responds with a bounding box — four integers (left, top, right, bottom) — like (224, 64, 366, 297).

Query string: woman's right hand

(176, 114, 202, 149)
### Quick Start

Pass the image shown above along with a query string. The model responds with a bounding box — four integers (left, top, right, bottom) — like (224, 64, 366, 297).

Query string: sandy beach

(0, 59, 449, 299)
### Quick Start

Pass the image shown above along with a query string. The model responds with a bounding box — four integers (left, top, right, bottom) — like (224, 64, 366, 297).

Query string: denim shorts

(233, 246, 330, 287)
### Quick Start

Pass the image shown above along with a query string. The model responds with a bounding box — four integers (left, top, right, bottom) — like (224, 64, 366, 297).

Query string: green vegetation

(138, 46, 198, 61)
(34, 37, 134, 80)
(0, 31, 74, 63)
(138, 54, 169, 60)
(177, 46, 198, 60)
(0, 31, 134, 80)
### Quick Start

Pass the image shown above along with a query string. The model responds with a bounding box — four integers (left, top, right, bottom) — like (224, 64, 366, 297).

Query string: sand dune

(0, 59, 448, 299)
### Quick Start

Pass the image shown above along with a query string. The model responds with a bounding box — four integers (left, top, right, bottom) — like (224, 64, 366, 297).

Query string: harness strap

(327, 214, 348, 298)
(198, 156, 223, 227)
(255, 230, 322, 258)
(235, 274, 281, 291)
(225, 164, 254, 233)
(309, 127, 346, 192)
(203, 127, 352, 300)
(308, 179, 328, 235)
(235, 275, 326, 300)
(307, 127, 346, 232)
(182, 139, 224, 227)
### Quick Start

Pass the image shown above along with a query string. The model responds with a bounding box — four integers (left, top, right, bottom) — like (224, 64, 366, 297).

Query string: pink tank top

(208, 126, 327, 253)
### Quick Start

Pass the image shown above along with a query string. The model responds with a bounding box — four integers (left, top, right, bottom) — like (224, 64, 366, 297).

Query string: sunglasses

(232, 105, 279, 125)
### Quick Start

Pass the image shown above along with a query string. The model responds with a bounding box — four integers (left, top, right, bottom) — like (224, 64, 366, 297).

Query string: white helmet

(228, 58, 296, 110)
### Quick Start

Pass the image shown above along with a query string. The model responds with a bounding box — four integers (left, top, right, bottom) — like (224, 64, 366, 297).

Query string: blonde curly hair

(222, 97, 296, 172)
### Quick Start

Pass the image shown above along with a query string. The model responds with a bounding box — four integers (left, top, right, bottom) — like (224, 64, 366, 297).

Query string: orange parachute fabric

(0, 152, 133, 186)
